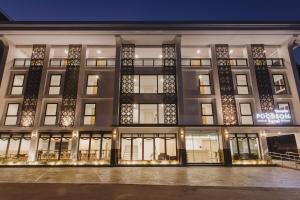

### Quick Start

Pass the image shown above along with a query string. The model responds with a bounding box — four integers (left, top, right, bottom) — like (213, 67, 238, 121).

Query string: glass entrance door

(185, 132, 221, 163)
(229, 133, 261, 161)
(120, 133, 178, 164)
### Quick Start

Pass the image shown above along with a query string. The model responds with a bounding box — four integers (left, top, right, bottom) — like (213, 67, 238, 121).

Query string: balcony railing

(217, 58, 248, 67)
(254, 58, 284, 67)
(86, 58, 115, 67)
(49, 58, 69, 67)
(134, 58, 164, 67)
(181, 58, 211, 67)
(13, 58, 31, 67)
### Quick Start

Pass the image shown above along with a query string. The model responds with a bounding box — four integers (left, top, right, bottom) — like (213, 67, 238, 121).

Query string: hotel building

(0, 19, 300, 166)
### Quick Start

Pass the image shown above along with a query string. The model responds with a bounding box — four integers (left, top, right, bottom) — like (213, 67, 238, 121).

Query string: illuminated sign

(256, 110, 291, 124)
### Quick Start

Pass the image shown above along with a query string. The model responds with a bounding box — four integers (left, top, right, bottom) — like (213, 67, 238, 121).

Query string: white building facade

(0, 22, 299, 166)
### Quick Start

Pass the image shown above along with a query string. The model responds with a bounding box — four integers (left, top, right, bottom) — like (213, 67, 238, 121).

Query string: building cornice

(1, 21, 300, 31)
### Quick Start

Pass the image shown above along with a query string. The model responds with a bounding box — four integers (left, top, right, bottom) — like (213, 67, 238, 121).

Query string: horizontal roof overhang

(1, 21, 300, 31)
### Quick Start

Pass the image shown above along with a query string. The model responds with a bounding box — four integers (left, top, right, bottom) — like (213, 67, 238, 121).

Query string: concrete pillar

(210, 45, 223, 124)
(71, 130, 79, 161)
(175, 35, 185, 125)
(28, 130, 39, 162)
(221, 127, 232, 166)
(177, 127, 187, 166)
(112, 36, 122, 126)
(110, 128, 119, 166)
(259, 131, 268, 159)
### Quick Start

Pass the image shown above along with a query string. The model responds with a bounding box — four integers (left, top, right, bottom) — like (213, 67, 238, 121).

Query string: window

(240, 103, 253, 125)
(201, 103, 214, 124)
(133, 75, 165, 93)
(44, 103, 58, 125)
(86, 75, 99, 95)
(49, 75, 62, 95)
(5, 104, 19, 125)
(84, 104, 96, 125)
(236, 74, 249, 94)
(10, 75, 25, 95)
(272, 74, 287, 94)
(132, 104, 166, 124)
(278, 103, 290, 112)
(199, 74, 211, 94)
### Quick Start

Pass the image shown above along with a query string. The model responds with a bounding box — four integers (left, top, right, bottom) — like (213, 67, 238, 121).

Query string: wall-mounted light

(31, 130, 38, 137)
(224, 129, 229, 139)
(112, 128, 117, 138)
(72, 130, 79, 138)
(180, 128, 185, 137)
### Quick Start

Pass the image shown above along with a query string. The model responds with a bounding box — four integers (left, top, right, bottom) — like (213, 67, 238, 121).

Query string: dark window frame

(4, 103, 20, 126)
(272, 74, 288, 95)
(83, 103, 96, 125)
(239, 103, 254, 125)
(198, 74, 212, 95)
(235, 74, 249, 95)
(86, 74, 99, 95)
(43, 103, 59, 126)
(48, 74, 62, 95)
(200, 103, 215, 125)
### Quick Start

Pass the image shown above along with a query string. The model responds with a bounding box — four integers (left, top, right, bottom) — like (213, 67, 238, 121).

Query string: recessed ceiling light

(159, 54, 162, 58)
(229, 50, 233, 54)
(97, 49, 102, 54)
(196, 49, 201, 54)
(135, 54, 139, 58)
(64, 49, 68, 54)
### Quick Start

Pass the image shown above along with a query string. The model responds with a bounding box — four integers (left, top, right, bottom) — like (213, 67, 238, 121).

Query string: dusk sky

(1, 0, 300, 62)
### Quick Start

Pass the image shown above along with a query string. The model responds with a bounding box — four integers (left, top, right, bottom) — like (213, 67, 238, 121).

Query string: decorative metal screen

(120, 104, 134, 124)
(59, 45, 81, 127)
(164, 104, 177, 124)
(251, 45, 275, 112)
(216, 45, 238, 125)
(19, 45, 46, 127)
(119, 44, 135, 123)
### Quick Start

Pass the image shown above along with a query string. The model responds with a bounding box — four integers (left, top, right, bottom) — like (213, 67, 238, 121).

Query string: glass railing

(86, 58, 115, 67)
(134, 58, 164, 67)
(254, 58, 284, 67)
(13, 58, 31, 67)
(49, 58, 69, 67)
(181, 58, 211, 67)
(217, 58, 248, 67)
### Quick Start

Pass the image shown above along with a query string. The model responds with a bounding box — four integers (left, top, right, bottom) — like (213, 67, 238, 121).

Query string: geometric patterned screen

(251, 44, 275, 112)
(216, 44, 238, 125)
(20, 45, 46, 127)
(59, 45, 81, 127)
(162, 44, 177, 124)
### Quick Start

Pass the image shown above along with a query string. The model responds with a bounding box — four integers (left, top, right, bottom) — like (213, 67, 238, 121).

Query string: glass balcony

(181, 58, 211, 67)
(86, 58, 115, 67)
(13, 58, 31, 67)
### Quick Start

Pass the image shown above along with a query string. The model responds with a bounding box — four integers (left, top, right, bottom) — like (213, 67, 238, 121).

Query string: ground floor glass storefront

(119, 133, 178, 164)
(37, 133, 72, 161)
(0, 133, 31, 162)
(78, 132, 111, 162)
(229, 133, 261, 162)
(185, 132, 221, 163)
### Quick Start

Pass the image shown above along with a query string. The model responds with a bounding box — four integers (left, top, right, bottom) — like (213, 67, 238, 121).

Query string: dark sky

(1, 0, 300, 62)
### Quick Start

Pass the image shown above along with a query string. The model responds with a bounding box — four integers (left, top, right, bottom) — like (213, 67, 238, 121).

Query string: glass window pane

(5, 117, 17, 125)
(140, 104, 157, 124)
(7, 138, 20, 156)
(88, 75, 98, 86)
(140, 76, 157, 93)
(241, 116, 253, 124)
(86, 86, 98, 95)
(11, 87, 23, 95)
(133, 104, 139, 124)
(144, 138, 154, 160)
(121, 138, 131, 160)
(133, 75, 139, 93)
(13, 75, 24, 86)
(85, 104, 96, 115)
(7, 104, 19, 115)
(199, 75, 210, 85)
(240, 104, 252, 115)
(236, 75, 247, 85)
(44, 116, 56, 125)
(155, 138, 165, 160)
(46, 104, 57, 115)
(202, 104, 212, 115)
(101, 138, 111, 160)
(132, 138, 143, 160)
(50, 75, 61, 86)
(49, 87, 60, 95)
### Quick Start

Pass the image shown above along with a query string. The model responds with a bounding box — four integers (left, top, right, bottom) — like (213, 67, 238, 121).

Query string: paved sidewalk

(0, 166, 299, 188)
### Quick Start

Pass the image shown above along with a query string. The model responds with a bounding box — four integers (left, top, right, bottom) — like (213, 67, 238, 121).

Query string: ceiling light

(229, 50, 233, 54)
(135, 54, 139, 58)
(64, 49, 68, 54)
(97, 49, 102, 54)
(159, 54, 163, 58)
(196, 49, 201, 54)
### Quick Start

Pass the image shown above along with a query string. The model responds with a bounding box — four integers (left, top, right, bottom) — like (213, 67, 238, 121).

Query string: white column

(28, 130, 39, 162)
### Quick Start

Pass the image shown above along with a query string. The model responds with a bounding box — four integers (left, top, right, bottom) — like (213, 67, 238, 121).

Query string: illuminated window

(272, 74, 287, 94)
(240, 103, 253, 125)
(86, 75, 99, 95)
(5, 103, 19, 126)
(84, 104, 96, 125)
(236, 74, 249, 94)
(11, 75, 25, 95)
(44, 103, 58, 125)
(199, 74, 211, 94)
(201, 103, 214, 124)
(49, 75, 62, 95)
